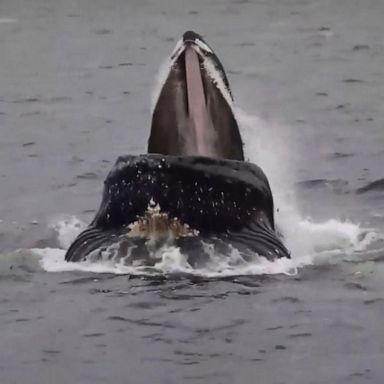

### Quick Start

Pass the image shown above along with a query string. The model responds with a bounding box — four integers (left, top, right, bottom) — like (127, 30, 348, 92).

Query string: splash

(48, 215, 86, 249)
(32, 110, 379, 277)
(36, 243, 298, 277)
(33, 209, 378, 278)
(237, 109, 379, 263)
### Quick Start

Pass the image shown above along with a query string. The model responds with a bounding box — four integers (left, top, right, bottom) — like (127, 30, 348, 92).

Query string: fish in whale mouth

(65, 31, 290, 263)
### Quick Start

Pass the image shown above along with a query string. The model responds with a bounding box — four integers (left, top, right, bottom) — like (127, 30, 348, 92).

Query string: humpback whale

(65, 31, 290, 264)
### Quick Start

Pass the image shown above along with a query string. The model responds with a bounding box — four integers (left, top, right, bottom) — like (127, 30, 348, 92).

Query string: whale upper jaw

(148, 30, 244, 161)
(173, 31, 235, 109)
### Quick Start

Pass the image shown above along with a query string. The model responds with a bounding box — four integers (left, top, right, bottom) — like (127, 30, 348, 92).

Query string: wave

(295, 178, 349, 193)
(356, 178, 384, 194)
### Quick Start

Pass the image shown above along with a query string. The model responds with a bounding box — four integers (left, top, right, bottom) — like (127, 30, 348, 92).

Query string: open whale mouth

(148, 31, 244, 161)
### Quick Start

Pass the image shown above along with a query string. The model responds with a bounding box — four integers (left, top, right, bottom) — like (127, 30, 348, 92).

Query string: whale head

(64, 31, 290, 263)
(148, 31, 244, 161)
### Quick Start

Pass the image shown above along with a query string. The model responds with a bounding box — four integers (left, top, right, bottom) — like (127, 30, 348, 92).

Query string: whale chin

(65, 31, 290, 264)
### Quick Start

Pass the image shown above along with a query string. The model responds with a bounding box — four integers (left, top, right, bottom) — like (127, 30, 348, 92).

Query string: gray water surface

(1, 0, 384, 383)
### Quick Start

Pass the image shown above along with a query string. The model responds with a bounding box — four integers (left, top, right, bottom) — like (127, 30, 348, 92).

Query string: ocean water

(0, 0, 383, 383)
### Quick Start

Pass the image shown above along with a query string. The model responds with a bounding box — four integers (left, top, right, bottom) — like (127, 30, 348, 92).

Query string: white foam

(34, 212, 377, 278)
(153, 246, 194, 273)
(34, 243, 297, 277)
(49, 215, 86, 249)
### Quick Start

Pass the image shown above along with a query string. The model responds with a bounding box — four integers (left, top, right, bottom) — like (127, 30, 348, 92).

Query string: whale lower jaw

(65, 155, 289, 262)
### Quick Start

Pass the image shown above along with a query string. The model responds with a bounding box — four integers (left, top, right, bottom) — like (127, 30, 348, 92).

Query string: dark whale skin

(65, 155, 290, 262)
